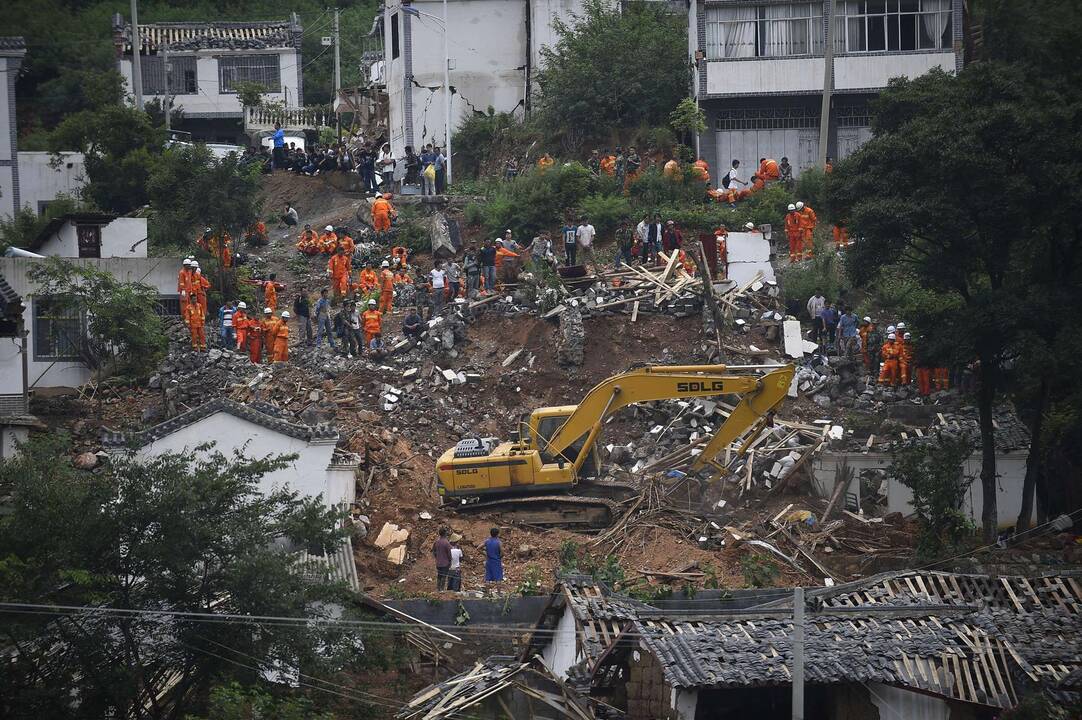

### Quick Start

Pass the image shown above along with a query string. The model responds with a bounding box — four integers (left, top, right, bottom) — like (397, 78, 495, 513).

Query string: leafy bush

(627, 165, 707, 208)
(794, 167, 827, 216)
(577, 193, 631, 237)
(891, 434, 976, 560)
(778, 241, 849, 313)
(452, 109, 538, 179)
(740, 554, 779, 588)
(517, 565, 545, 596)
(0, 193, 83, 252)
(475, 162, 595, 239)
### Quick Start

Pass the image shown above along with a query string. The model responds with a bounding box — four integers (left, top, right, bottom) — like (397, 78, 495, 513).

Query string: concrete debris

(373, 521, 410, 565)
(556, 303, 585, 367)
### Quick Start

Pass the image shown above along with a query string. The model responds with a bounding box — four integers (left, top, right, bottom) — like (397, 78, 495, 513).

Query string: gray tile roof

(102, 397, 338, 448)
(0, 273, 21, 309)
(0, 37, 26, 53)
(115, 19, 301, 53)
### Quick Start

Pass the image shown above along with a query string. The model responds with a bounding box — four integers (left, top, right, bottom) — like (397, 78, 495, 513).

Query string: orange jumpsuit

(933, 367, 950, 390)
(495, 246, 519, 269)
(356, 268, 378, 296)
(391, 246, 409, 269)
(715, 230, 728, 279)
(271, 320, 289, 362)
(191, 273, 210, 317)
(691, 159, 710, 184)
(328, 254, 352, 298)
(339, 234, 355, 257)
(319, 231, 339, 254)
(784, 211, 802, 262)
(394, 271, 412, 286)
(917, 366, 933, 396)
(233, 310, 248, 350)
(757, 159, 780, 182)
(362, 309, 382, 349)
(663, 159, 681, 180)
(247, 321, 264, 364)
(297, 229, 320, 254)
(378, 269, 395, 313)
(186, 303, 206, 350)
(372, 198, 394, 233)
(832, 224, 849, 248)
(898, 338, 914, 385)
(178, 268, 193, 326)
(247, 222, 267, 246)
(263, 281, 278, 311)
(600, 155, 616, 176)
(858, 324, 873, 369)
(798, 206, 818, 260)
(262, 317, 282, 362)
(878, 341, 899, 386)
(537, 155, 554, 170)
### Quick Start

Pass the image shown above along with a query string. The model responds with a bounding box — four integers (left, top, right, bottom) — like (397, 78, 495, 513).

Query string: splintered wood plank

(1000, 578, 1026, 612)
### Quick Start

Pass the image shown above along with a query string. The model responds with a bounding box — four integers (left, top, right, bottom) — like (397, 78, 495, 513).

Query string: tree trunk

(977, 361, 999, 543)
(1016, 377, 1049, 532)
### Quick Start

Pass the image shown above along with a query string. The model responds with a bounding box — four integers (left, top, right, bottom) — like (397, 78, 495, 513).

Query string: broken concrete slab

(783, 320, 804, 358)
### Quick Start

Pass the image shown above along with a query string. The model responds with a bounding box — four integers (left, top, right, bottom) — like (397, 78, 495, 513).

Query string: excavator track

(446, 493, 624, 530)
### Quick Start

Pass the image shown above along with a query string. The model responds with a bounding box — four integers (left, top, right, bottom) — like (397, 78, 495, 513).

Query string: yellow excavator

(436, 364, 795, 527)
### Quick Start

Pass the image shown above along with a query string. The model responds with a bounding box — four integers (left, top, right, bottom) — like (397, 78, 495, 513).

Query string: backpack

(722, 172, 732, 189)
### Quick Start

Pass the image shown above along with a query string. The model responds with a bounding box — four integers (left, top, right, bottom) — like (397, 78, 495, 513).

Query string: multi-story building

(691, 0, 963, 177)
(112, 15, 304, 143)
(0, 37, 27, 221)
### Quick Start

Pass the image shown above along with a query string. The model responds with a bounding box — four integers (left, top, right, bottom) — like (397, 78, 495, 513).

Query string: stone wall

(626, 644, 680, 720)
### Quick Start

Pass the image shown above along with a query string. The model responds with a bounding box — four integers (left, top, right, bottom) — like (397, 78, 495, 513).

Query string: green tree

(536, 0, 689, 149)
(0, 194, 83, 252)
(28, 257, 167, 380)
(147, 144, 263, 252)
(827, 65, 1051, 542)
(669, 98, 705, 148)
(47, 103, 164, 214)
(890, 436, 975, 560)
(0, 434, 358, 720)
(186, 683, 335, 720)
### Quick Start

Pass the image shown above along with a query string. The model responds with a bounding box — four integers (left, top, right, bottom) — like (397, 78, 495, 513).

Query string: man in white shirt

(429, 260, 448, 318)
(724, 159, 746, 189)
(576, 216, 598, 272)
(448, 541, 463, 591)
(806, 290, 826, 343)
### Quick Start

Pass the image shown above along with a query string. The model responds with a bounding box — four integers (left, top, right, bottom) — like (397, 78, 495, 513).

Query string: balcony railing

(244, 105, 332, 132)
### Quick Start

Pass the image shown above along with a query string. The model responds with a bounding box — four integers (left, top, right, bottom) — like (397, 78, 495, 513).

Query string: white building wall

(0, 54, 18, 221)
(706, 58, 823, 96)
(127, 411, 353, 507)
(834, 51, 956, 91)
(813, 450, 1029, 529)
(37, 218, 148, 259)
(867, 682, 949, 720)
(17, 152, 86, 214)
(0, 256, 182, 392)
(671, 688, 698, 720)
(540, 604, 581, 679)
(118, 49, 302, 117)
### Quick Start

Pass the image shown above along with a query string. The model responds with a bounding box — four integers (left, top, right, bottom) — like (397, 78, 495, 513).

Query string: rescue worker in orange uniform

(233, 301, 249, 351)
(933, 367, 950, 391)
(757, 158, 780, 182)
(318, 225, 338, 254)
(858, 317, 874, 370)
(832, 223, 849, 248)
(915, 336, 934, 396)
(297, 224, 320, 254)
(361, 298, 382, 351)
(186, 301, 206, 351)
(663, 159, 681, 180)
(261, 274, 281, 311)
(356, 262, 379, 297)
(338, 229, 355, 258)
(391, 246, 409, 269)
(393, 268, 413, 286)
(494, 240, 519, 270)
(378, 260, 395, 313)
(600, 153, 616, 176)
(247, 308, 269, 364)
(371, 193, 396, 234)
(784, 203, 801, 263)
(898, 327, 914, 385)
(878, 333, 900, 386)
(796, 200, 818, 261)
(262, 311, 283, 363)
(178, 258, 194, 326)
(272, 311, 290, 362)
(691, 158, 710, 184)
(715, 226, 729, 279)
(190, 263, 210, 318)
(328, 247, 352, 301)
(537, 153, 554, 170)
(247, 221, 268, 246)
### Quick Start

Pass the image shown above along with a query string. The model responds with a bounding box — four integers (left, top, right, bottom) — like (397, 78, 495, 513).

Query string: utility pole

(333, 7, 342, 142)
(130, 0, 144, 111)
(162, 42, 171, 132)
(443, 0, 452, 186)
(817, 1, 835, 169)
(792, 586, 805, 720)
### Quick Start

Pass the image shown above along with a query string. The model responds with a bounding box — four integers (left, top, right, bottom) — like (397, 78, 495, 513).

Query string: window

(76, 225, 102, 259)
(391, 13, 400, 59)
(140, 55, 198, 95)
(705, 3, 824, 59)
(219, 55, 281, 93)
(834, 0, 952, 53)
(33, 298, 83, 362)
(155, 296, 182, 317)
(715, 107, 820, 130)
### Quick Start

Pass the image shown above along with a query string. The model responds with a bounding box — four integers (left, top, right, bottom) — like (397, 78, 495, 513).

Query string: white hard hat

(887, 325, 896, 333)
(368, 299, 377, 306)
(887, 333, 896, 340)
(183, 258, 192, 266)
(897, 322, 906, 329)
(281, 311, 290, 319)
(863, 316, 871, 323)
(264, 307, 272, 314)
(744, 222, 755, 230)
(238, 301, 247, 309)
(374, 192, 383, 198)
(381, 260, 390, 268)
(787, 204, 796, 211)
(325, 225, 334, 232)
(904, 332, 912, 339)
(796, 201, 805, 210)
